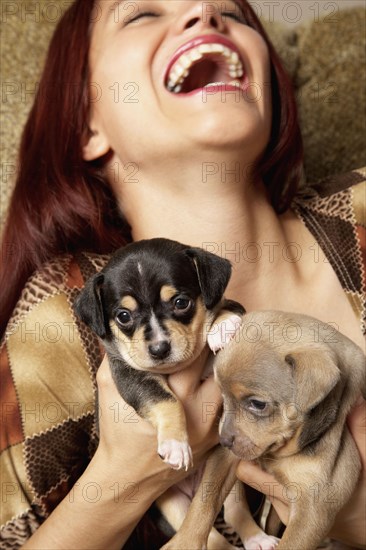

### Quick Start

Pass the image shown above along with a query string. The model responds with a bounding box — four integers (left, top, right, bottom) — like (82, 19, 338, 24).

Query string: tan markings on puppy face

(120, 324, 145, 368)
(229, 382, 249, 402)
(111, 297, 211, 373)
(160, 285, 178, 302)
(120, 295, 138, 311)
(110, 320, 122, 341)
(132, 296, 210, 372)
(110, 320, 146, 369)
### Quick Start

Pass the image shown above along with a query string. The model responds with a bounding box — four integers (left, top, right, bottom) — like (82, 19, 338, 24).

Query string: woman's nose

(181, 2, 228, 34)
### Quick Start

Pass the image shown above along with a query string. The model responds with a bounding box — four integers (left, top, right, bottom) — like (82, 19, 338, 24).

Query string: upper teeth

(167, 43, 244, 93)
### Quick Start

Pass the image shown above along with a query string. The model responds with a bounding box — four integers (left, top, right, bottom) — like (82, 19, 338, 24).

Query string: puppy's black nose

(148, 341, 171, 360)
(220, 435, 234, 449)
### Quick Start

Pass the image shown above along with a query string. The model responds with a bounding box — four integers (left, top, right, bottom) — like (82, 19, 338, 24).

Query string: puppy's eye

(248, 399, 267, 412)
(173, 297, 192, 313)
(115, 309, 133, 327)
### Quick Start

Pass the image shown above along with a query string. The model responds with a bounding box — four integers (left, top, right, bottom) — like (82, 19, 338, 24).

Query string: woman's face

(85, 0, 272, 168)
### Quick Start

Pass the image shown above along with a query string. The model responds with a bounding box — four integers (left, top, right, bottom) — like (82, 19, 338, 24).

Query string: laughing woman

(0, 1, 364, 549)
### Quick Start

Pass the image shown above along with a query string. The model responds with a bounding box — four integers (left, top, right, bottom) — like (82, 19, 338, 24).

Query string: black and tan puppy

(162, 310, 366, 550)
(74, 237, 244, 471)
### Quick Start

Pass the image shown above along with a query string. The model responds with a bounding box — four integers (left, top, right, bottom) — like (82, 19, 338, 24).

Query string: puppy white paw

(158, 439, 193, 471)
(244, 534, 279, 550)
(207, 314, 242, 353)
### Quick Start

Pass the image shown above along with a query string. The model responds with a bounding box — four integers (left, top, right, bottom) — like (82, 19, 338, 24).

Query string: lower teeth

(171, 80, 242, 94)
(204, 82, 226, 88)
(203, 81, 242, 89)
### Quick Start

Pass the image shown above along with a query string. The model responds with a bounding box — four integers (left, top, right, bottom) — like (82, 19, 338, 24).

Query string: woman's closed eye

(124, 10, 159, 26)
(122, 2, 247, 27)
(220, 0, 248, 25)
(221, 11, 247, 25)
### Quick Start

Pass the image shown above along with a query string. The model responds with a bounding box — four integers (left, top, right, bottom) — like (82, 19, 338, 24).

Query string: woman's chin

(178, 108, 269, 151)
(192, 125, 268, 157)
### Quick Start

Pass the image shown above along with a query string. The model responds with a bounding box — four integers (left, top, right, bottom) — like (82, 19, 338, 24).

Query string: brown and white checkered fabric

(0, 252, 108, 547)
(294, 167, 366, 336)
(1, 170, 365, 548)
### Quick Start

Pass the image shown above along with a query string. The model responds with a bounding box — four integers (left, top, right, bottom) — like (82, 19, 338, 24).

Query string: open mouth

(165, 36, 246, 95)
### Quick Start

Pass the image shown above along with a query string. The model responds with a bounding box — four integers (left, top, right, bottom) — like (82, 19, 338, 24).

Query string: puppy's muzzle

(148, 340, 171, 360)
(220, 427, 259, 459)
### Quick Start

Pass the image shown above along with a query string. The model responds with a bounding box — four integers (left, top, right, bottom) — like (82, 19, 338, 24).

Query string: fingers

(347, 397, 366, 467)
(96, 355, 121, 401)
(168, 351, 222, 429)
(237, 461, 285, 501)
(96, 356, 151, 429)
(168, 347, 222, 407)
(96, 355, 111, 384)
(168, 348, 211, 396)
(347, 396, 366, 433)
(167, 351, 222, 453)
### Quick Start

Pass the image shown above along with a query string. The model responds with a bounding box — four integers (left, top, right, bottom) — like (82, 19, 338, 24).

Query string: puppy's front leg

(161, 446, 238, 550)
(109, 357, 192, 470)
(143, 391, 193, 471)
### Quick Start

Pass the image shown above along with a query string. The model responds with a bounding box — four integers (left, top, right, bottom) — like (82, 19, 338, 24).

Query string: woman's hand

(23, 351, 222, 550)
(332, 397, 366, 547)
(95, 350, 222, 495)
(236, 398, 366, 548)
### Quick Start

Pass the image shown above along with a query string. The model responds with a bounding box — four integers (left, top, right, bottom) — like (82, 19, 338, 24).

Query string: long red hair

(0, 0, 302, 338)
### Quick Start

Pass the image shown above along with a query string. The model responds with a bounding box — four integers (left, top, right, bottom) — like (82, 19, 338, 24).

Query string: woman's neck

(124, 167, 271, 246)
(119, 168, 305, 302)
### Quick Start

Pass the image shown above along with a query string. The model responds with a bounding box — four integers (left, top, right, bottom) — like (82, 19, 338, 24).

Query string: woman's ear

(82, 126, 110, 161)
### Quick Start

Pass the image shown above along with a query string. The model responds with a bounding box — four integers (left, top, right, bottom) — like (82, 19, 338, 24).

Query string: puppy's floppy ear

(286, 349, 341, 412)
(73, 273, 107, 338)
(185, 248, 232, 309)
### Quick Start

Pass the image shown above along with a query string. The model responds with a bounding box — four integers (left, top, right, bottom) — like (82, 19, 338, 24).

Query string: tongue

(180, 58, 226, 93)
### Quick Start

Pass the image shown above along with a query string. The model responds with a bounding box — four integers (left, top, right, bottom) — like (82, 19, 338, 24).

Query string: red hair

(0, 0, 129, 337)
(0, 0, 302, 338)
